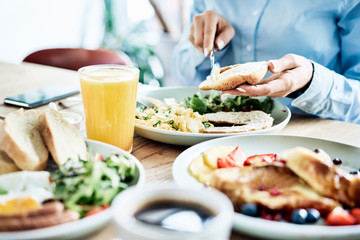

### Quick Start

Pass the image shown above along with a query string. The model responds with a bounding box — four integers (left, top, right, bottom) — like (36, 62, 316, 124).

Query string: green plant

(102, 0, 164, 86)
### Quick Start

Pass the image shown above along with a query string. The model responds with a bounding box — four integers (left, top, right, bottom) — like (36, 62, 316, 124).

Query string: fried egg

(0, 171, 54, 215)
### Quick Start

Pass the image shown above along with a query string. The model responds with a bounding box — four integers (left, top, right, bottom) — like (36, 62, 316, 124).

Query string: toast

(203, 111, 273, 133)
(0, 151, 20, 175)
(199, 61, 268, 91)
(39, 109, 87, 165)
(0, 120, 20, 175)
(0, 109, 48, 171)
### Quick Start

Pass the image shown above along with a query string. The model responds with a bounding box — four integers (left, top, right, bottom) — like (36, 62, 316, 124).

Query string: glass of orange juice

(78, 65, 139, 152)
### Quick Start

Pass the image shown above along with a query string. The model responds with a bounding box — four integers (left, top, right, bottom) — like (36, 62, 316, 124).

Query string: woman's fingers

(215, 23, 235, 51)
(189, 10, 234, 55)
(268, 54, 300, 73)
(222, 80, 289, 98)
(222, 54, 314, 98)
(192, 15, 205, 51)
(203, 12, 218, 55)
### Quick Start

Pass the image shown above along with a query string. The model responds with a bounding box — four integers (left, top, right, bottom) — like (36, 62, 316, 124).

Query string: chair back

(23, 48, 133, 71)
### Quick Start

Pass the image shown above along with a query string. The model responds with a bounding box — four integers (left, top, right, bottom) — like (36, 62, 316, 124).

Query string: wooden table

(1, 62, 360, 240)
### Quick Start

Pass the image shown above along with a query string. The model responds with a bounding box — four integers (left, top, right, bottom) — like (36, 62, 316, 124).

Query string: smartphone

(4, 84, 80, 108)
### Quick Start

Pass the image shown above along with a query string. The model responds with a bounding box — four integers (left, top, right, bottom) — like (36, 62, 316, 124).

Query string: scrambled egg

(135, 102, 211, 133)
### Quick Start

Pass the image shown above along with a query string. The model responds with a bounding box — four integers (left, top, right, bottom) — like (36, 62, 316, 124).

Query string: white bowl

(60, 111, 83, 130)
(111, 184, 234, 240)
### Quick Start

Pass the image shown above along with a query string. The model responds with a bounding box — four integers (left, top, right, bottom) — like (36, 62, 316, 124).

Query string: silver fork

(210, 48, 215, 69)
(209, 49, 219, 80)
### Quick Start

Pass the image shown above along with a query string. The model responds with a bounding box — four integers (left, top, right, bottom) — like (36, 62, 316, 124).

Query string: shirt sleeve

(292, 2, 360, 123)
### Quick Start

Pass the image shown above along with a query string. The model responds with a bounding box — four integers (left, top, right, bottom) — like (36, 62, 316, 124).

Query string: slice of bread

(203, 110, 273, 133)
(0, 150, 20, 175)
(39, 109, 87, 165)
(199, 61, 268, 90)
(0, 109, 48, 171)
(0, 120, 19, 175)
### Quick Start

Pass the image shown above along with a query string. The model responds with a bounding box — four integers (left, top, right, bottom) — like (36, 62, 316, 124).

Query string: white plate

(172, 135, 360, 240)
(0, 139, 145, 240)
(135, 87, 291, 146)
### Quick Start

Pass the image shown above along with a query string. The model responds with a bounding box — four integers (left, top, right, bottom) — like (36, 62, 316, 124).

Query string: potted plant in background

(101, 0, 165, 87)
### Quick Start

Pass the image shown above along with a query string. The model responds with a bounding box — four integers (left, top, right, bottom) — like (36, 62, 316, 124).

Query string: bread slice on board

(0, 120, 20, 175)
(0, 109, 49, 171)
(199, 61, 268, 91)
(0, 150, 20, 175)
(39, 109, 87, 165)
(203, 111, 273, 133)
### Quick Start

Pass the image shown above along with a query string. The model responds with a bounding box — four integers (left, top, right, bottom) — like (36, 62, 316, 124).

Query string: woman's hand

(189, 10, 235, 56)
(222, 54, 314, 98)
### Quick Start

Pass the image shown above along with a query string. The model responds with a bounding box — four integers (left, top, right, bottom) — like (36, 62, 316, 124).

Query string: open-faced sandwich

(199, 61, 268, 91)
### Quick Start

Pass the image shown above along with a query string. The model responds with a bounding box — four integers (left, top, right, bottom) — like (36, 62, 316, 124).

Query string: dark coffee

(134, 200, 215, 233)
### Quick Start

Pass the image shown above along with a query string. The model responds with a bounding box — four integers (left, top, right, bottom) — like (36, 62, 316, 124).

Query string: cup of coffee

(78, 65, 139, 152)
(111, 184, 234, 240)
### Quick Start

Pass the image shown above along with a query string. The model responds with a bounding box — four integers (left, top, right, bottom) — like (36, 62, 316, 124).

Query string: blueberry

(241, 204, 259, 217)
(350, 171, 358, 175)
(291, 209, 308, 224)
(306, 209, 320, 223)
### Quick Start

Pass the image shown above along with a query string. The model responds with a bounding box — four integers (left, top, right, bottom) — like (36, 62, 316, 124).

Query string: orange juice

(79, 65, 139, 152)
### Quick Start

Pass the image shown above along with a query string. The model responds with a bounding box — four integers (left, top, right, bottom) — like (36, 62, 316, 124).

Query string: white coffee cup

(111, 184, 234, 240)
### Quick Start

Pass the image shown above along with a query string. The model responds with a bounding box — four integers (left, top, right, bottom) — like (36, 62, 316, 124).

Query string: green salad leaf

(185, 91, 273, 114)
(51, 152, 136, 217)
(0, 186, 8, 195)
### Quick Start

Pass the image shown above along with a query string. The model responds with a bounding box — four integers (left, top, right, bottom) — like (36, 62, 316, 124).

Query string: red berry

(325, 207, 356, 226)
(269, 187, 281, 196)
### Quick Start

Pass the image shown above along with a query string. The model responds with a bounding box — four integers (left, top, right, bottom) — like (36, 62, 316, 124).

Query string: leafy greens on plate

(51, 152, 136, 217)
(184, 90, 273, 115)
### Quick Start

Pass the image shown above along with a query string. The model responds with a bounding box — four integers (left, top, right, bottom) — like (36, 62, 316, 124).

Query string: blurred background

(0, 0, 194, 86)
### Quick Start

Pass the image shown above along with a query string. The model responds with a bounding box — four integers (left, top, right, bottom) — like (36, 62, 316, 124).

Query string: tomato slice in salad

(85, 204, 110, 217)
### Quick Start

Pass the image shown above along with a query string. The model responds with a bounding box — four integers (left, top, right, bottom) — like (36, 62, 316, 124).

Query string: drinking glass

(79, 65, 139, 152)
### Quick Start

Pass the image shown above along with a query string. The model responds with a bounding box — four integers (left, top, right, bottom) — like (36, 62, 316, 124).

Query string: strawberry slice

(217, 156, 237, 168)
(217, 146, 246, 168)
(350, 208, 360, 224)
(325, 207, 356, 226)
(245, 153, 277, 165)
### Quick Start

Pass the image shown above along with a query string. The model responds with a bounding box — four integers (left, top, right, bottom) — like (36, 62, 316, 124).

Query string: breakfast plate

(0, 139, 145, 240)
(135, 87, 291, 146)
(172, 134, 360, 239)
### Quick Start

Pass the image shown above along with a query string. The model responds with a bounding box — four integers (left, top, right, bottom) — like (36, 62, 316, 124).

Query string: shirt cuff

(291, 61, 334, 113)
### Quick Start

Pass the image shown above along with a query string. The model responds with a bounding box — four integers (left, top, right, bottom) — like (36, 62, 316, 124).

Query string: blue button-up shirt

(171, 0, 360, 123)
